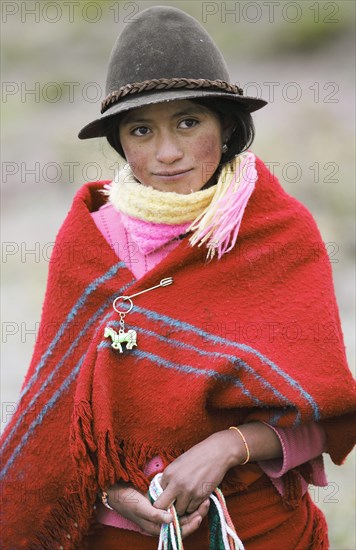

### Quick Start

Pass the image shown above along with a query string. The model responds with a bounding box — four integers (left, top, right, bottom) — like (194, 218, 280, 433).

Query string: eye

(179, 118, 199, 129)
(132, 126, 151, 136)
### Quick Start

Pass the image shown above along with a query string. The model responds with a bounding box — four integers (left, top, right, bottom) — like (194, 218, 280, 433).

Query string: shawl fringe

(30, 483, 96, 550)
(70, 400, 97, 496)
(310, 502, 329, 549)
(281, 469, 303, 509)
(71, 399, 187, 494)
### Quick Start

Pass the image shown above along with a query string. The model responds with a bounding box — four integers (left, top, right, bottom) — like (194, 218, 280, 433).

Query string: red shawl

(1, 157, 355, 549)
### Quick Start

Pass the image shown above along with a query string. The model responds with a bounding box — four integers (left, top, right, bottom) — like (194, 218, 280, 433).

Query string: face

(118, 99, 229, 194)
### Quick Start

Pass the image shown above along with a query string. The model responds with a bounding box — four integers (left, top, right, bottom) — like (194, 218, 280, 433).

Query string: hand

(152, 430, 241, 518)
(106, 480, 210, 539)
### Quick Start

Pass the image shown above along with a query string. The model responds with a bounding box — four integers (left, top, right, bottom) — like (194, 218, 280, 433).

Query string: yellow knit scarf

(103, 152, 256, 259)
(106, 156, 216, 224)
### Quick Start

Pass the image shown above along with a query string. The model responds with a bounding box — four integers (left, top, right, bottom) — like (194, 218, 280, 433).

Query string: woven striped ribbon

(148, 473, 245, 550)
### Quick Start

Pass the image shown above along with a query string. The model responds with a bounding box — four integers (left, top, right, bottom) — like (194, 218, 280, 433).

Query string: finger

(179, 510, 201, 526)
(126, 492, 173, 526)
(174, 493, 193, 517)
(153, 484, 177, 511)
(186, 496, 210, 515)
(138, 501, 173, 526)
(196, 498, 210, 517)
(179, 498, 210, 526)
(181, 514, 203, 539)
(138, 518, 168, 537)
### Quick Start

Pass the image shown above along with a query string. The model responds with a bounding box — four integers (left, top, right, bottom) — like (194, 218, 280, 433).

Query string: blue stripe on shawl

(0, 278, 139, 476)
(0, 309, 111, 458)
(98, 340, 262, 406)
(0, 275, 134, 459)
(0, 354, 85, 480)
(106, 321, 292, 409)
(131, 306, 320, 421)
(20, 261, 126, 401)
(269, 411, 288, 425)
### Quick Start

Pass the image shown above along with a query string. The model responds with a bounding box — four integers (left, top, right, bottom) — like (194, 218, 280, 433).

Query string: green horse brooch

(104, 326, 137, 353)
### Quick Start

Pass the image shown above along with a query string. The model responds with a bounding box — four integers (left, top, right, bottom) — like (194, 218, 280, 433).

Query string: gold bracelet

(228, 426, 250, 465)
(101, 491, 114, 511)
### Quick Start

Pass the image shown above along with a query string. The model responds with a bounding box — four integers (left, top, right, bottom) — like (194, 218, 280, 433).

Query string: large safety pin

(113, 277, 173, 312)
(124, 277, 174, 300)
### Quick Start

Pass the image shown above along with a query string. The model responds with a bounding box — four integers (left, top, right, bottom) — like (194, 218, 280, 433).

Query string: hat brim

(78, 89, 267, 140)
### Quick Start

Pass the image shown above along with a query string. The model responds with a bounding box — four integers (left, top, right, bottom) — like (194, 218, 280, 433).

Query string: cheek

(124, 146, 148, 177)
(193, 134, 221, 163)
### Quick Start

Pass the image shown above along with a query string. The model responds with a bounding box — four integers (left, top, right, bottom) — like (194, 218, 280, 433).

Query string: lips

(153, 169, 193, 180)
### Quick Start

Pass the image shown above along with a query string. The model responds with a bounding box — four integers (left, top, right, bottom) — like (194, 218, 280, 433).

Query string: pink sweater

(91, 203, 327, 532)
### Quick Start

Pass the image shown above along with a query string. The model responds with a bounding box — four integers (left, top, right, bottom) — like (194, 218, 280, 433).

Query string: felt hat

(78, 6, 267, 139)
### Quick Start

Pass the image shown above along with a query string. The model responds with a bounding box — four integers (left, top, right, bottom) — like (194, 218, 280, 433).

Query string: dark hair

(104, 97, 255, 164)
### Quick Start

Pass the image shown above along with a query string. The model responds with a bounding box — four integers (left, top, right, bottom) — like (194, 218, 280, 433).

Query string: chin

(174, 186, 201, 195)
(149, 182, 202, 194)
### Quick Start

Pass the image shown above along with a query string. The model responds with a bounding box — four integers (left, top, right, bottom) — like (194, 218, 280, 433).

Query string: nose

(155, 133, 184, 164)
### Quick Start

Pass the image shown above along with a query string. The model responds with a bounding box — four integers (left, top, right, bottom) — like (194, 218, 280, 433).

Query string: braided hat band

(101, 78, 244, 114)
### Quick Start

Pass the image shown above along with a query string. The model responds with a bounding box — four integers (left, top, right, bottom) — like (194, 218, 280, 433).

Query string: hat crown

(105, 6, 230, 95)
(78, 6, 267, 140)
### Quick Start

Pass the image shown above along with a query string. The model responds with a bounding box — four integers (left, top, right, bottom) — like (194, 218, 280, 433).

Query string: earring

(222, 144, 228, 154)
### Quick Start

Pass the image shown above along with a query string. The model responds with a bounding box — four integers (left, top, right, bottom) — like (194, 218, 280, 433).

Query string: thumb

(133, 490, 172, 524)
(153, 485, 176, 512)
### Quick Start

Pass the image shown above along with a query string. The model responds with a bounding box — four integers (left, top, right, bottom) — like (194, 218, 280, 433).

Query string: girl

(1, 6, 355, 549)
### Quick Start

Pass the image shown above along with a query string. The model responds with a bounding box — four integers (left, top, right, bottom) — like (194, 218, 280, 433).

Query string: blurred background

(1, 1, 355, 547)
